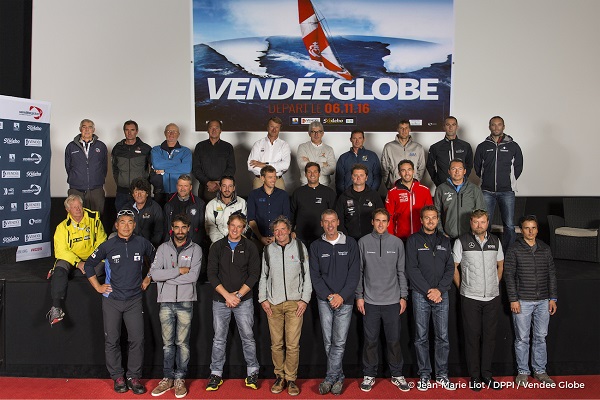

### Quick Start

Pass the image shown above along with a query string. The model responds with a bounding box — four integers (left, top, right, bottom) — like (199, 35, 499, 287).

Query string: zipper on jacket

(281, 245, 288, 301)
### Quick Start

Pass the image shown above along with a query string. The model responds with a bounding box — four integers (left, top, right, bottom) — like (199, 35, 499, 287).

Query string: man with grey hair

(297, 121, 336, 187)
(46, 194, 107, 325)
(65, 118, 108, 214)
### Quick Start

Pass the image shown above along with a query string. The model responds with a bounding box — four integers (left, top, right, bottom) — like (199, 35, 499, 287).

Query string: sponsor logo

(31, 247, 44, 252)
(291, 117, 299, 124)
(111, 255, 121, 263)
(337, 251, 348, 256)
(409, 119, 423, 126)
(27, 124, 42, 132)
(18, 106, 43, 120)
(24, 201, 42, 210)
(0, 205, 3, 211)
(25, 138, 43, 147)
(2, 170, 20, 179)
(22, 153, 42, 164)
(25, 233, 43, 242)
(3, 138, 20, 145)
(9, 154, 15, 162)
(11, 203, 17, 211)
(3, 236, 19, 244)
(134, 255, 141, 261)
(3, 188, 14, 195)
(468, 241, 475, 248)
(22, 184, 42, 195)
(29, 218, 42, 225)
(13, 122, 20, 131)
(26, 171, 42, 177)
(301, 117, 320, 124)
(2, 219, 21, 228)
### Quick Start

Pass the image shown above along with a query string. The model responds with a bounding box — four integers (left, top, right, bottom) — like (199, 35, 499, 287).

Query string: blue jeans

(210, 299, 259, 376)
(513, 300, 550, 375)
(412, 290, 450, 379)
(317, 300, 353, 384)
(483, 190, 516, 250)
(159, 302, 193, 379)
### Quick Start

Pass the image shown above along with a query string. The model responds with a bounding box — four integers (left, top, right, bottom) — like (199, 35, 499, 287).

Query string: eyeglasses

(165, 130, 179, 134)
(117, 209, 135, 217)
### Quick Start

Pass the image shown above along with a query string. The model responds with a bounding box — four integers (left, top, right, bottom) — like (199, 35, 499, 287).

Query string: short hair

(350, 129, 364, 138)
(260, 165, 277, 177)
(351, 163, 369, 176)
(420, 204, 439, 218)
(305, 161, 320, 173)
(80, 119, 94, 128)
(207, 119, 222, 129)
(219, 175, 235, 185)
(177, 174, 193, 184)
(372, 208, 390, 220)
(321, 209, 338, 220)
(308, 121, 324, 132)
(270, 215, 292, 233)
(398, 119, 411, 128)
(64, 194, 83, 209)
(130, 177, 151, 196)
(470, 209, 489, 220)
(445, 116, 458, 124)
(268, 117, 283, 126)
(519, 215, 538, 228)
(123, 120, 138, 131)
(228, 213, 247, 228)
(449, 158, 466, 169)
(398, 159, 414, 170)
(489, 115, 504, 125)
(164, 123, 179, 133)
(172, 213, 191, 227)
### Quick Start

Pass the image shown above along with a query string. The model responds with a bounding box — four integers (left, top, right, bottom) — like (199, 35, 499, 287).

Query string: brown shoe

(287, 381, 300, 396)
(271, 376, 287, 394)
(151, 378, 174, 396)
(174, 378, 187, 398)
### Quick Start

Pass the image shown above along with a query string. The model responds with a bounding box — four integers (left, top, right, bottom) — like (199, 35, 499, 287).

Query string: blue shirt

(247, 186, 291, 237)
(335, 147, 381, 195)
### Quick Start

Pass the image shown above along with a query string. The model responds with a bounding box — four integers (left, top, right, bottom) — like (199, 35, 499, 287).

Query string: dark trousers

(102, 296, 144, 380)
(68, 187, 105, 215)
(461, 295, 500, 379)
(362, 302, 403, 377)
(50, 259, 103, 305)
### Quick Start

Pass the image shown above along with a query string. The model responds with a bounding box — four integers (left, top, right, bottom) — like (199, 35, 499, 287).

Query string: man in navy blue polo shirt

(247, 165, 291, 250)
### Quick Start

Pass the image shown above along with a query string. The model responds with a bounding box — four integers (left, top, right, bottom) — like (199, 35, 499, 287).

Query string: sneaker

(331, 381, 344, 395)
(271, 376, 286, 394)
(515, 373, 529, 387)
(436, 376, 456, 391)
(174, 379, 187, 398)
(391, 376, 410, 392)
(533, 372, 555, 385)
(318, 381, 332, 395)
(206, 374, 223, 391)
(114, 377, 128, 393)
(46, 306, 65, 326)
(417, 376, 430, 391)
(151, 378, 174, 396)
(245, 372, 259, 390)
(360, 376, 375, 392)
(482, 376, 502, 390)
(287, 381, 300, 396)
(127, 378, 147, 395)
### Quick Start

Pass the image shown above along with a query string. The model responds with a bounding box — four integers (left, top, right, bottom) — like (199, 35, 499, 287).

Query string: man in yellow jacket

(47, 194, 106, 325)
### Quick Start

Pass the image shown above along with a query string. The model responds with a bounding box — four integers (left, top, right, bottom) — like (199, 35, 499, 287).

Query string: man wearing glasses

(296, 121, 336, 187)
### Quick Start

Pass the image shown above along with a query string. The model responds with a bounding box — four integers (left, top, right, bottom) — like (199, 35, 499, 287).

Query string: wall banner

(0, 95, 52, 261)
(193, 0, 454, 132)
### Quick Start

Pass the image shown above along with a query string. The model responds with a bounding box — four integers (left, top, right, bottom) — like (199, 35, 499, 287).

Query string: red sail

(298, 0, 353, 80)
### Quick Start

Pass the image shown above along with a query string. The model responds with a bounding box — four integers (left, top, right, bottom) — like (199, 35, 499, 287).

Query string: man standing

(335, 164, 384, 241)
(150, 123, 192, 207)
(474, 116, 524, 250)
(309, 210, 360, 396)
(84, 210, 155, 394)
(205, 176, 247, 244)
(291, 162, 336, 246)
(297, 121, 336, 187)
(111, 120, 152, 211)
(247, 165, 291, 249)
(434, 159, 486, 240)
(426, 116, 474, 187)
(259, 216, 312, 396)
(335, 129, 381, 195)
(381, 120, 426, 189)
(65, 118, 108, 214)
(192, 120, 236, 203)
(206, 214, 261, 391)
(386, 159, 433, 241)
(46, 194, 106, 325)
(504, 215, 557, 386)
(405, 205, 455, 391)
(164, 174, 205, 246)
(149, 214, 202, 398)
(247, 117, 291, 190)
(356, 209, 410, 393)
(452, 209, 504, 391)
(121, 177, 164, 249)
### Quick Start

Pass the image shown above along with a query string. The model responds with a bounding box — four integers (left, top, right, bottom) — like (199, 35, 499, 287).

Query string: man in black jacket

(164, 174, 205, 246)
(504, 215, 557, 387)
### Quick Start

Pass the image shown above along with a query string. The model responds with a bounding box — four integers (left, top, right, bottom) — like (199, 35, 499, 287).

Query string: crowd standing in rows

(46, 115, 556, 397)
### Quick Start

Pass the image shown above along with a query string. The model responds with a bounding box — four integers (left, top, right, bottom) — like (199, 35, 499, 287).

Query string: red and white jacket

(385, 179, 433, 240)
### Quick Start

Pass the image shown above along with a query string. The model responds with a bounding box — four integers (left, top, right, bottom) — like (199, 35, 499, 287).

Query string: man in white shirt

(296, 121, 336, 187)
(247, 117, 291, 190)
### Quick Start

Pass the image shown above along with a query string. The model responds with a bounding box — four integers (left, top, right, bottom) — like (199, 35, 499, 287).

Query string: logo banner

(193, 0, 454, 132)
(0, 95, 52, 261)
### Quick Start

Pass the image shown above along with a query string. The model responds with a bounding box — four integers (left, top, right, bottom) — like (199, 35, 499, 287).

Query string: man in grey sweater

(356, 208, 410, 393)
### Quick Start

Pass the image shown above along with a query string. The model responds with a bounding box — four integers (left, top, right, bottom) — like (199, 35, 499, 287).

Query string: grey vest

(458, 233, 500, 298)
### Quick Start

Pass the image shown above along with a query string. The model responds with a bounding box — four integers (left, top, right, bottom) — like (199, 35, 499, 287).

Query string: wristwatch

(401, 296, 408, 301)
(235, 292, 243, 299)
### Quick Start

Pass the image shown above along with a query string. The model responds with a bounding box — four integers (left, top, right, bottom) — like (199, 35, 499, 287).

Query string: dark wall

(0, 0, 31, 98)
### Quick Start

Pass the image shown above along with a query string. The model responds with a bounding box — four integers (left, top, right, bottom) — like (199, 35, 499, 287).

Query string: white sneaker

(359, 376, 375, 392)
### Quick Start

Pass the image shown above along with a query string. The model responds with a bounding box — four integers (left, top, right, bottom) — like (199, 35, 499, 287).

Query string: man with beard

(205, 175, 247, 244)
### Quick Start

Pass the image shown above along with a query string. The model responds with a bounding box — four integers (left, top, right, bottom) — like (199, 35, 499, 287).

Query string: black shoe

(127, 377, 147, 395)
(482, 377, 502, 390)
(245, 372, 259, 390)
(470, 377, 482, 392)
(114, 377, 128, 393)
(205, 374, 223, 391)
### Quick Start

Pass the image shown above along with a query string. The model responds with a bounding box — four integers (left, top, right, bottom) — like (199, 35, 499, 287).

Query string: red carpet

(0, 376, 598, 399)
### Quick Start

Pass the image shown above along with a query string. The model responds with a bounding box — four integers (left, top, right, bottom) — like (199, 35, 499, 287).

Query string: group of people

(45, 115, 556, 396)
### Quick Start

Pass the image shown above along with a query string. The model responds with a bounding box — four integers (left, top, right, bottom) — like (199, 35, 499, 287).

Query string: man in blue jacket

(335, 130, 381, 195)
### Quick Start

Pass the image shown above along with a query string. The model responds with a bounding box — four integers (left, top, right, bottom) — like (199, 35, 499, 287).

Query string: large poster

(193, 0, 454, 132)
(0, 95, 52, 261)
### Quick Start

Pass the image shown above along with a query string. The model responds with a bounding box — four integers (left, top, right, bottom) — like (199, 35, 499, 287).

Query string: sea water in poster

(193, 0, 453, 132)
